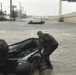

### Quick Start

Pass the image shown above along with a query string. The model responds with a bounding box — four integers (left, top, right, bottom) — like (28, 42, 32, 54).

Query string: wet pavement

(0, 19, 76, 75)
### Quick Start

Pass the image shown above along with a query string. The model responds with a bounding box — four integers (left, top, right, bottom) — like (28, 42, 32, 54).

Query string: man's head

(37, 31, 44, 37)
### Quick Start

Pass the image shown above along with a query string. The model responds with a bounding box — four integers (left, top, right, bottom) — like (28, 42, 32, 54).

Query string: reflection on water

(32, 69, 53, 75)
(46, 69, 53, 75)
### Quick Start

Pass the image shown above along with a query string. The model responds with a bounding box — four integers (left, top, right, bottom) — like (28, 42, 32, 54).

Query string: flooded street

(0, 20, 76, 75)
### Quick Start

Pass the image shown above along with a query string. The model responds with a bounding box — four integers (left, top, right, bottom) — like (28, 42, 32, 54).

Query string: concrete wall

(53, 12, 76, 23)
(63, 12, 76, 23)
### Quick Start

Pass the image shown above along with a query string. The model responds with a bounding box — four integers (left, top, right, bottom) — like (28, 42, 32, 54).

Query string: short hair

(37, 31, 44, 35)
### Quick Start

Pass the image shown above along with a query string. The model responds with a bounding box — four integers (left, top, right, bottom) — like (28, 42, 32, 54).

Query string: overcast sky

(0, 0, 76, 16)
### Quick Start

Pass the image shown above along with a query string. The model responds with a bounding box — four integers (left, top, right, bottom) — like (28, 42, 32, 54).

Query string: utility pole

(19, 2, 22, 20)
(10, 0, 12, 21)
(0, 2, 2, 12)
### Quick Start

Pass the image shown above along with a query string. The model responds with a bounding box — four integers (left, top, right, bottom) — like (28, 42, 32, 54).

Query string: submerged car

(0, 38, 44, 75)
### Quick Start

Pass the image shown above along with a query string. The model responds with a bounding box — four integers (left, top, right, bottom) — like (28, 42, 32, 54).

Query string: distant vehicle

(28, 20, 45, 24)
(0, 38, 46, 75)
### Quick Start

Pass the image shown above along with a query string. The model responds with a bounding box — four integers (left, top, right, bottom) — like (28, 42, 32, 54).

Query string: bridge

(50, 0, 76, 23)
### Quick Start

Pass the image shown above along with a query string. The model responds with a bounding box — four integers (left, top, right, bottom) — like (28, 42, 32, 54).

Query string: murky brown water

(0, 21, 76, 75)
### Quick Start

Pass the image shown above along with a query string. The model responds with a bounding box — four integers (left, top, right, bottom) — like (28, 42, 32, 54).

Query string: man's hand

(37, 54, 41, 57)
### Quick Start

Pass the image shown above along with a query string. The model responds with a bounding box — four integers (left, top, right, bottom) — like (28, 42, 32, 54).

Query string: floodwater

(0, 19, 76, 75)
